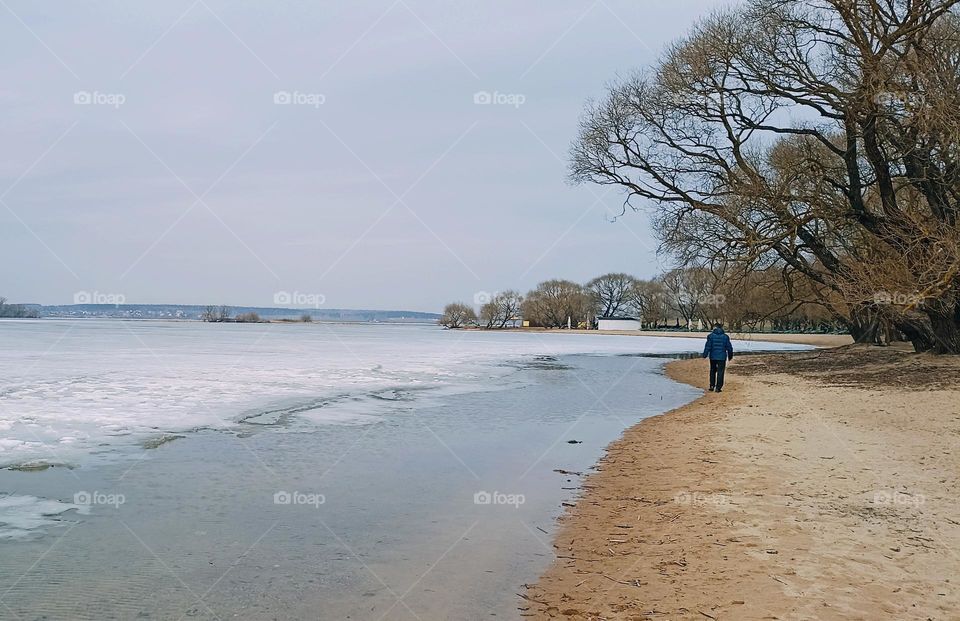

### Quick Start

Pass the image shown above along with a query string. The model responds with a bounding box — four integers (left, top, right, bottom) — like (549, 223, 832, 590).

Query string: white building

(597, 317, 642, 331)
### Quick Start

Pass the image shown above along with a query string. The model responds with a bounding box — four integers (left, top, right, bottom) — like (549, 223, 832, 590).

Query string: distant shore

(491, 327, 853, 348)
(524, 345, 960, 619)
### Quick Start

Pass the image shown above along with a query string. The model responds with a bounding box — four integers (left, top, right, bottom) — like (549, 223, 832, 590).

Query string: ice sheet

(0, 320, 809, 469)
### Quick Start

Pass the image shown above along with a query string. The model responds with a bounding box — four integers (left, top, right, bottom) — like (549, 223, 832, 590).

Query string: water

(0, 320, 808, 619)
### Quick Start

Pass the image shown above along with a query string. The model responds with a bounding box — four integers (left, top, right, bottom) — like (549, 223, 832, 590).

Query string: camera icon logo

(474, 291, 493, 305)
(473, 91, 492, 105)
(274, 291, 292, 305)
(873, 290, 893, 305)
(74, 91, 92, 105)
(274, 491, 292, 505)
(273, 91, 292, 105)
(473, 491, 492, 505)
(74, 291, 92, 304)
(74, 491, 92, 505)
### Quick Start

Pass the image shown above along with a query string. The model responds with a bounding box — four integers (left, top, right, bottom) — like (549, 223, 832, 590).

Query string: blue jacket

(703, 327, 734, 361)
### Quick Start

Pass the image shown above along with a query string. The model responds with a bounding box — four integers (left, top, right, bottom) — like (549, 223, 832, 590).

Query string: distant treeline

(200, 306, 308, 324)
(440, 268, 841, 333)
(0, 298, 39, 318)
(27, 304, 440, 322)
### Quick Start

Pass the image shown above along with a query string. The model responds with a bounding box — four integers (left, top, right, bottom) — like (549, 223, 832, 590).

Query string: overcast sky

(2, 0, 732, 312)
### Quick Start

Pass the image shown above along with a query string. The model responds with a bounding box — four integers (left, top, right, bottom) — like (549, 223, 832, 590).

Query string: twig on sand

(698, 610, 718, 619)
(597, 573, 636, 585)
(517, 592, 550, 606)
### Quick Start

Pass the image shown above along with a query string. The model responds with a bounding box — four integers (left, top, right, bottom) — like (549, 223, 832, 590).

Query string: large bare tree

(523, 280, 590, 328)
(586, 273, 638, 318)
(571, 0, 960, 352)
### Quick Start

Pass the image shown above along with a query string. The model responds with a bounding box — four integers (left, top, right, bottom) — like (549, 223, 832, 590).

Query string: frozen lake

(0, 321, 808, 619)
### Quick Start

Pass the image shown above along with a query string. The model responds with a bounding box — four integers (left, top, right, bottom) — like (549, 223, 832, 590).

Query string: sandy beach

(524, 345, 960, 619)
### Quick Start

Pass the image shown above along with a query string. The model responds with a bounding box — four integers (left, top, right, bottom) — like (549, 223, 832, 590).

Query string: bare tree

(586, 273, 638, 318)
(571, 0, 960, 352)
(628, 280, 668, 327)
(201, 305, 232, 322)
(495, 290, 523, 328)
(479, 290, 523, 328)
(659, 268, 716, 329)
(522, 280, 590, 328)
(440, 302, 477, 328)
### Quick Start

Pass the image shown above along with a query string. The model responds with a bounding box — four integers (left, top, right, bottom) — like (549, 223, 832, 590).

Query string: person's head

(713, 323, 723, 331)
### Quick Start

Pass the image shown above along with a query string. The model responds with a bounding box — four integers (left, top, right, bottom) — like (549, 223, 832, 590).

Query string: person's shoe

(715, 388, 722, 393)
(708, 386, 715, 392)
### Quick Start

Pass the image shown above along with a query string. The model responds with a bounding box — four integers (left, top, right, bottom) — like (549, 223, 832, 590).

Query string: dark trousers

(709, 359, 727, 389)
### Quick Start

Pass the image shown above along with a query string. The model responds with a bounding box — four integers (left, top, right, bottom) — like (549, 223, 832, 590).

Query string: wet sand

(525, 346, 960, 619)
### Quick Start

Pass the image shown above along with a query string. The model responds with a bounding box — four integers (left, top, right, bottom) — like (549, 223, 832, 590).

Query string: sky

(1, 0, 732, 312)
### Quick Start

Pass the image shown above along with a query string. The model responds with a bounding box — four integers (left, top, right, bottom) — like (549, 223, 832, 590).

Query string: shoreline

(503, 328, 853, 348)
(524, 346, 960, 619)
(16, 318, 855, 348)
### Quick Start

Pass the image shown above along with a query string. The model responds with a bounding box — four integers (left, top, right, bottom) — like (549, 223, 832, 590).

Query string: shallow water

(0, 321, 807, 620)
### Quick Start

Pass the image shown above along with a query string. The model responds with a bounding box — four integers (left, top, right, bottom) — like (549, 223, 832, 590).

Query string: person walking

(702, 323, 734, 392)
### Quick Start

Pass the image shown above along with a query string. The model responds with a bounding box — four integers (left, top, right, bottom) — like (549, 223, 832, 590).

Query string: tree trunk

(895, 312, 939, 353)
(847, 305, 889, 345)
(848, 320, 882, 344)
(923, 305, 960, 354)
